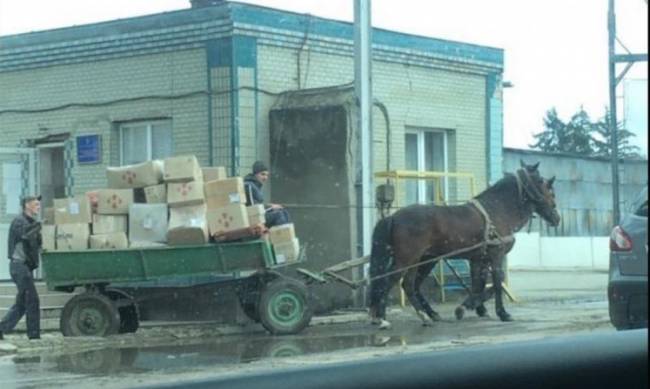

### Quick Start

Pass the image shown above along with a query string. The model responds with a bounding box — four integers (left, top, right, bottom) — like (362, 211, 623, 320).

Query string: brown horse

(368, 161, 560, 329)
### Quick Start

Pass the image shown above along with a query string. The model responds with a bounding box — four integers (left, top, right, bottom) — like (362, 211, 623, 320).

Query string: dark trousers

(265, 208, 291, 228)
(0, 261, 40, 338)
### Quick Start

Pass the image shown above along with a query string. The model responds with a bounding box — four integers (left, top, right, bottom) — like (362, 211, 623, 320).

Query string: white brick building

(0, 1, 504, 297)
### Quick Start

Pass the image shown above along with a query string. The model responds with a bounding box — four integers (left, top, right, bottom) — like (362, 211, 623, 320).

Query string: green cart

(41, 240, 312, 337)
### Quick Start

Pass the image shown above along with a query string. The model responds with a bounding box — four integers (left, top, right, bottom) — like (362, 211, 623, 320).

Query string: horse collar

(469, 199, 506, 252)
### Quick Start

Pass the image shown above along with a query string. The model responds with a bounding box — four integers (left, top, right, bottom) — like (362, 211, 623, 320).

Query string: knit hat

(252, 161, 269, 175)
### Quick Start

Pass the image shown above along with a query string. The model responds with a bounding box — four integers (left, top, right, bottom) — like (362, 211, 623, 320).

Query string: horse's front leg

(456, 260, 492, 320)
(492, 256, 513, 322)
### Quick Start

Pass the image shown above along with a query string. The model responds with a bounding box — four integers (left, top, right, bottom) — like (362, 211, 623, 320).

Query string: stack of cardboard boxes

(44, 155, 301, 263)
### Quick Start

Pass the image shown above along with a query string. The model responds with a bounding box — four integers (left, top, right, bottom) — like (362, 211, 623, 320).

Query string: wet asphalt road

(0, 270, 615, 388)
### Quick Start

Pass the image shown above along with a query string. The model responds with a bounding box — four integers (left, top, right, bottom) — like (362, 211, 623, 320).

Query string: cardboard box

(54, 196, 92, 225)
(106, 160, 163, 189)
(86, 191, 99, 213)
(246, 205, 266, 226)
(167, 204, 209, 245)
(43, 207, 55, 225)
(163, 155, 202, 183)
(92, 214, 127, 235)
(97, 189, 134, 215)
(144, 184, 167, 204)
(90, 233, 129, 250)
(55, 223, 90, 251)
(42, 225, 56, 252)
(202, 167, 228, 182)
(269, 223, 296, 245)
(204, 178, 246, 210)
(130, 241, 167, 249)
(167, 180, 205, 207)
(129, 203, 169, 243)
(274, 238, 300, 264)
(207, 204, 250, 236)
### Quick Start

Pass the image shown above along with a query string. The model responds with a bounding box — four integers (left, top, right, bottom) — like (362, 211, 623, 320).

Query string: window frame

(119, 120, 172, 166)
(405, 128, 449, 204)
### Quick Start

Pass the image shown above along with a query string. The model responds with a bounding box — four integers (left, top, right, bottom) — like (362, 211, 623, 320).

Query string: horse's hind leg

(402, 264, 439, 326)
(456, 260, 492, 320)
(414, 261, 442, 322)
(369, 273, 401, 329)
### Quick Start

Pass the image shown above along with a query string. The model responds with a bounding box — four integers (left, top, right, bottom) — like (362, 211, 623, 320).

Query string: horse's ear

(548, 176, 556, 188)
(520, 159, 527, 169)
(532, 162, 540, 171)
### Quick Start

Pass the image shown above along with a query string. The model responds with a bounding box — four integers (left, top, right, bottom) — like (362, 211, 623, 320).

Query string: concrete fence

(508, 232, 610, 271)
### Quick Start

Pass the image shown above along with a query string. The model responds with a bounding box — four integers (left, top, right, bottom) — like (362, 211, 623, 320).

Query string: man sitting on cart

(244, 161, 291, 228)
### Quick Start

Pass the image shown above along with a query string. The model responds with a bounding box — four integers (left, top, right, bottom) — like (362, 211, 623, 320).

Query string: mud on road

(0, 293, 614, 389)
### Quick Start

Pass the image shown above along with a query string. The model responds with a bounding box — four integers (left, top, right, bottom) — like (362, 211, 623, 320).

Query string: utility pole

(607, 0, 648, 225)
(354, 0, 373, 258)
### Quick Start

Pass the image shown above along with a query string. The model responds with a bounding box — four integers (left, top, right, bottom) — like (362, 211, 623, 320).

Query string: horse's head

(518, 160, 561, 227)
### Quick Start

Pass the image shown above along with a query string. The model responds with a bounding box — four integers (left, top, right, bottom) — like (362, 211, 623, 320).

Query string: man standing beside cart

(0, 195, 42, 341)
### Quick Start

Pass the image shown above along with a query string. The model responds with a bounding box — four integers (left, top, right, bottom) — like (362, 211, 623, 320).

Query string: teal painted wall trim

(230, 3, 503, 66)
(486, 73, 504, 184)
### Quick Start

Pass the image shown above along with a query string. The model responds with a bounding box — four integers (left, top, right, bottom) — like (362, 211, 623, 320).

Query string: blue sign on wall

(76, 134, 101, 164)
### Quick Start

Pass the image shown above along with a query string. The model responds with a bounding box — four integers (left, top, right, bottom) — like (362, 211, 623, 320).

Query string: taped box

(97, 189, 134, 215)
(204, 178, 246, 210)
(202, 166, 228, 182)
(54, 196, 92, 225)
(269, 223, 296, 245)
(207, 204, 250, 236)
(42, 225, 56, 252)
(274, 238, 300, 264)
(246, 205, 266, 226)
(163, 155, 202, 183)
(90, 233, 129, 250)
(106, 160, 163, 189)
(167, 180, 205, 207)
(144, 184, 167, 204)
(92, 214, 127, 235)
(129, 203, 169, 243)
(167, 204, 209, 245)
(55, 223, 90, 251)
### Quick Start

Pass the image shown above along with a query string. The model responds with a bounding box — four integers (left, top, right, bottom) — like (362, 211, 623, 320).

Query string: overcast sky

(0, 0, 647, 152)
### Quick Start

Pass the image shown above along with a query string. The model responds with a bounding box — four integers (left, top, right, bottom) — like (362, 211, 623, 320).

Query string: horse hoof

(476, 305, 488, 318)
(498, 313, 514, 322)
(371, 318, 382, 326)
(455, 306, 465, 320)
(416, 311, 434, 326)
(430, 312, 443, 322)
(379, 320, 392, 330)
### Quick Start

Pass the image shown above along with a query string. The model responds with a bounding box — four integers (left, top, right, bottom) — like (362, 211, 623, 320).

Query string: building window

(120, 120, 173, 165)
(405, 129, 448, 205)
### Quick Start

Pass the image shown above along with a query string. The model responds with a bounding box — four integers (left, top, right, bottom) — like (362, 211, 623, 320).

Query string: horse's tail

(369, 216, 394, 277)
(368, 216, 394, 315)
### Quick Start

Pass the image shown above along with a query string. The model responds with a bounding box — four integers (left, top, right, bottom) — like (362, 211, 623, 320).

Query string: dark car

(608, 186, 648, 330)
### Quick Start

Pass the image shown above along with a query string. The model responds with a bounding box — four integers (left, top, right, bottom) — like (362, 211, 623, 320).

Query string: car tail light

(610, 226, 633, 251)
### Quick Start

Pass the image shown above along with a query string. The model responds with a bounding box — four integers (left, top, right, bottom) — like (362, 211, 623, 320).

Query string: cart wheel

(259, 279, 312, 335)
(106, 290, 140, 334)
(60, 293, 120, 337)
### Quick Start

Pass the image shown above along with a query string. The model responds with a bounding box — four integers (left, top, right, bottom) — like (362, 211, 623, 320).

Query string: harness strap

(469, 198, 511, 256)
(516, 168, 544, 203)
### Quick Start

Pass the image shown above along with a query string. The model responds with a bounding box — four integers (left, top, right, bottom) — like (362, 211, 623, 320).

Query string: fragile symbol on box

(177, 183, 194, 197)
(107, 194, 124, 209)
(122, 171, 137, 185)
(216, 212, 234, 229)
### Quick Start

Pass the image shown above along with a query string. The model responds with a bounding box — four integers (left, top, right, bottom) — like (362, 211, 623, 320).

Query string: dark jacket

(244, 173, 266, 207)
(7, 213, 42, 270)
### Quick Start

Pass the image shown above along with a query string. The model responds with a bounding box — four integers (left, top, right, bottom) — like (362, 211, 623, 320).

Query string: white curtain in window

(122, 125, 148, 165)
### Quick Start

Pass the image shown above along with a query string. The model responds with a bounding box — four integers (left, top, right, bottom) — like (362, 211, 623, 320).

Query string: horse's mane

(474, 173, 517, 201)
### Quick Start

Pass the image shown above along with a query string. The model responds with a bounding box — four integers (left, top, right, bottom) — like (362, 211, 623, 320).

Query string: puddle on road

(8, 332, 413, 376)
